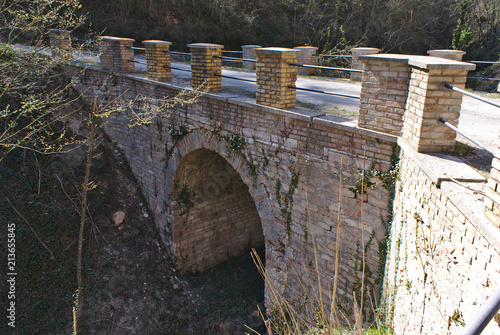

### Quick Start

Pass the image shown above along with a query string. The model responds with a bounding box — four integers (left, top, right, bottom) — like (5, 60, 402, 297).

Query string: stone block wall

(384, 140, 500, 334)
(67, 62, 397, 319)
(485, 145, 500, 227)
(48, 29, 72, 59)
(358, 57, 411, 135)
(255, 48, 299, 109)
(143, 40, 172, 82)
(351, 47, 380, 81)
(293, 46, 318, 75)
(188, 43, 223, 92)
(359, 54, 475, 152)
(99, 36, 135, 73)
(242, 45, 261, 70)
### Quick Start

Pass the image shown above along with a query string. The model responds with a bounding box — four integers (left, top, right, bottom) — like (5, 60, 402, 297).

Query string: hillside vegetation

(80, 0, 499, 59)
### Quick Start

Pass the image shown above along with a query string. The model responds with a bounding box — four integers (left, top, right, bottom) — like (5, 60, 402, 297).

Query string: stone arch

(168, 130, 274, 274)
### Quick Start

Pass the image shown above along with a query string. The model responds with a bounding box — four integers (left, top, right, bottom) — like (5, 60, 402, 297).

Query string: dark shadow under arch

(172, 148, 264, 274)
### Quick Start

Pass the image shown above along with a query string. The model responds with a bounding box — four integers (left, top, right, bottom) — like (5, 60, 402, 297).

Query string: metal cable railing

(131, 47, 145, 51)
(167, 51, 191, 57)
(467, 61, 500, 65)
(459, 289, 500, 335)
(438, 118, 494, 155)
(468, 77, 500, 81)
(214, 74, 256, 83)
(128, 59, 147, 65)
(288, 86, 360, 99)
(288, 63, 362, 73)
(444, 84, 500, 109)
(213, 55, 256, 63)
(221, 50, 243, 54)
(163, 65, 192, 73)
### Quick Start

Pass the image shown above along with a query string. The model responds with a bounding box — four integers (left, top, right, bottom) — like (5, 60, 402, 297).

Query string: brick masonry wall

(384, 140, 500, 334)
(99, 37, 135, 73)
(144, 40, 172, 82)
(358, 60, 410, 136)
(67, 63, 397, 319)
(485, 145, 500, 227)
(256, 48, 299, 109)
(188, 43, 223, 92)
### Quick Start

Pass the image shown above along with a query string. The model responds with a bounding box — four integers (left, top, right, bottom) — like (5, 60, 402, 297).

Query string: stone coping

(255, 47, 300, 55)
(143, 40, 172, 45)
(399, 137, 500, 252)
(359, 53, 476, 70)
(100, 36, 135, 43)
(293, 46, 318, 50)
(427, 49, 466, 56)
(67, 61, 398, 144)
(398, 138, 485, 187)
(187, 43, 224, 49)
(352, 47, 381, 52)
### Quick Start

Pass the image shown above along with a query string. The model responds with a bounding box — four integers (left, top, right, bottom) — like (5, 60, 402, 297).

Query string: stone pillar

(48, 29, 72, 59)
(255, 48, 299, 109)
(242, 45, 261, 70)
(99, 36, 135, 73)
(427, 49, 466, 61)
(401, 57, 475, 153)
(143, 40, 172, 82)
(293, 46, 318, 75)
(351, 47, 381, 81)
(358, 55, 412, 135)
(188, 43, 223, 93)
(359, 54, 475, 152)
(485, 141, 500, 227)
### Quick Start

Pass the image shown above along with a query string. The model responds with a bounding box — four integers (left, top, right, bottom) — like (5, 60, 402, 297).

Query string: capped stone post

(99, 36, 135, 73)
(293, 46, 318, 75)
(351, 47, 381, 81)
(188, 43, 223, 93)
(48, 29, 72, 59)
(358, 54, 412, 136)
(485, 138, 500, 227)
(242, 45, 261, 70)
(255, 48, 300, 109)
(427, 49, 466, 61)
(143, 40, 172, 82)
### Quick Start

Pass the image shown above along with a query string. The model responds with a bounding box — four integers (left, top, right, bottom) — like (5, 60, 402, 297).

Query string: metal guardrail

(438, 118, 494, 155)
(288, 86, 361, 99)
(467, 61, 500, 65)
(168, 51, 191, 57)
(213, 55, 256, 63)
(131, 47, 145, 51)
(444, 84, 500, 109)
(468, 77, 500, 82)
(459, 289, 500, 335)
(128, 59, 147, 65)
(221, 50, 243, 54)
(288, 63, 362, 73)
(214, 74, 256, 83)
(163, 65, 192, 73)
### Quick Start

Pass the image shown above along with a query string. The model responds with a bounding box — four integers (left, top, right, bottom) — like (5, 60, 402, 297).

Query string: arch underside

(172, 148, 265, 274)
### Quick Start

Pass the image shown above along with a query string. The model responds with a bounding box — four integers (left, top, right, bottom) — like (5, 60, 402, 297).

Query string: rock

(113, 211, 126, 225)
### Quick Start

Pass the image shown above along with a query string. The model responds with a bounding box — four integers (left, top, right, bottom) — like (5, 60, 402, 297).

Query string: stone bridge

(51, 31, 500, 333)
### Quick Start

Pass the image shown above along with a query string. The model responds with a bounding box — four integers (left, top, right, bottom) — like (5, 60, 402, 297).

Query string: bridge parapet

(48, 29, 72, 59)
(359, 54, 475, 153)
(99, 36, 135, 73)
(255, 48, 299, 109)
(485, 138, 500, 227)
(188, 43, 224, 93)
(143, 40, 172, 82)
(293, 46, 318, 75)
(241, 45, 261, 70)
